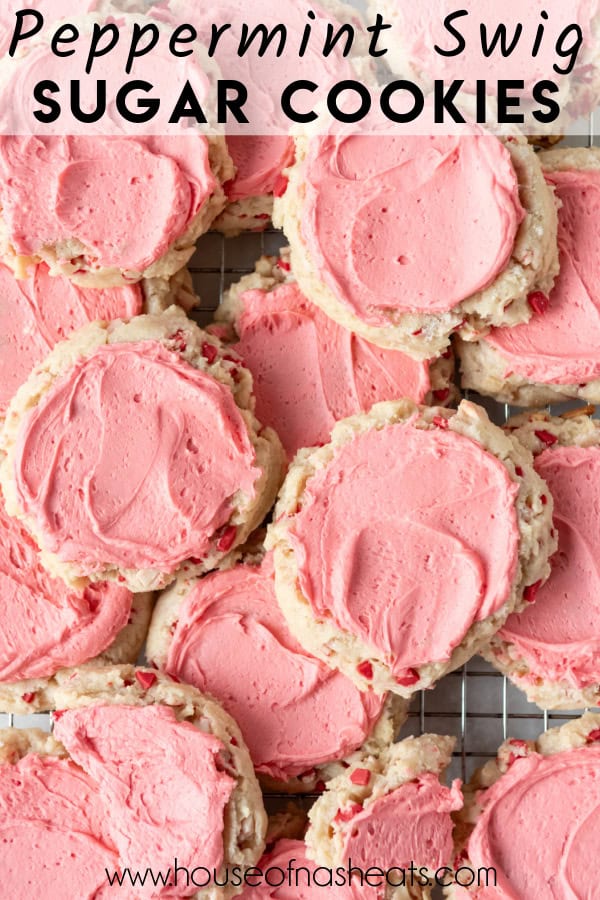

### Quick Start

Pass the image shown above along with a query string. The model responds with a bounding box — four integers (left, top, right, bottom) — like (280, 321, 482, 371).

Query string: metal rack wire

(4, 118, 597, 797)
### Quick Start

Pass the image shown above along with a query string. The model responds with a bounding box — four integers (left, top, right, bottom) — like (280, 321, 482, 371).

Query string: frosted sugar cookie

(0, 133, 232, 286)
(451, 713, 600, 899)
(484, 411, 600, 709)
(458, 148, 600, 406)
(0, 307, 284, 592)
(0, 665, 266, 900)
(306, 734, 462, 900)
(267, 399, 555, 697)
(275, 130, 558, 359)
(147, 547, 407, 791)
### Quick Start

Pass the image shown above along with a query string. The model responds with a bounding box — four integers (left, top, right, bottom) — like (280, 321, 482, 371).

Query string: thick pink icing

(288, 421, 520, 677)
(239, 839, 360, 899)
(13, 341, 260, 573)
(0, 754, 119, 899)
(466, 747, 600, 898)
(234, 280, 431, 460)
(500, 446, 600, 687)
(226, 136, 294, 202)
(0, 261, 141, 419)
(487, 169, 600, 384)
(0, 134, 215, 272)
(55, 704, 235, 883)
(342, 775, 462, 875)
(301, 133, 524, 323)
(166, 553, 385, 781)
(0, 490, 132, 681)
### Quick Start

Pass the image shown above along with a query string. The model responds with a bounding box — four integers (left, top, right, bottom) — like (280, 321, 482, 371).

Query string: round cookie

(0, 664, 266, 900)
(266, 399, 556, 697)
(166, 0, 371, 236)
(147, 546, 407, 791)
(451, 713, 600, 899)
(215, 251, 456, 461)
(274, 129, 558, 360)
(0, 306, 284, 592)
(0, 132, 232, 287)
(0, 484, 153, 714)
(0, 12, 233, 287)
(483, 411, 600, 709)
(305, 734, 462, 900)
(458, 148, 600, 406)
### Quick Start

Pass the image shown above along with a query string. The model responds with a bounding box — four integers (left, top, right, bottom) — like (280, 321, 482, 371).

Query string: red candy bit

(356, 661, 373, 680)
(276, 257, 291, 272)
(528, 291, 550, 315)
(52, 710, 66, 721)
(135, 671, 157, 690)
(230, 737, 238, 747)
(350, 768, 371, 786)
(202, 342, 218, 365)
(273, 174, 288, 197)
(315, 780, 326, 793)
(334, 803, 363, 824)
(255, 213, 270, 221)
(586, 729, 600, 743)
(523, 580, 542, 603)
(169, 329, 187, 352)
(515, 466, 524, 477)
(21, 693, 36, 704)
(433, 416, 449, 430)
(216, 525, 237, 553)
(441, 348, 453, 360)
(433, 388, 450, 403)
(535, 429, 558, 447)
(412, 328, 423, 336)
(541, 494, 548, 506)
(396, 668, 420, 687)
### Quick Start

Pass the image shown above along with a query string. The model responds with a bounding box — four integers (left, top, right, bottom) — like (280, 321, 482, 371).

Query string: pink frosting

(300, 133, 524, 324)
(0, 490, 132, 681)
(13, 341, 260, 573)
(342, 774, 463, 872)
(239, 840, 360, 899)
(0, 754, 119, 900)
(234, 279, 432, 460)
(466, 747, 600, 898)
(0, 261, 141, 419)
(500, 446, 600, 687)
(486, 168, 600, 384)
(166, 553, 385, 781)
(288, 421, 520, 678)
(55, 704, 235, 885)
(225, 136, 294, 202)
(0, 134, 215, 272)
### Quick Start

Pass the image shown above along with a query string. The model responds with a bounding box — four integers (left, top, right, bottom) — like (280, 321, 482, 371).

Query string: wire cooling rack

(2, 123, 596, 798)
